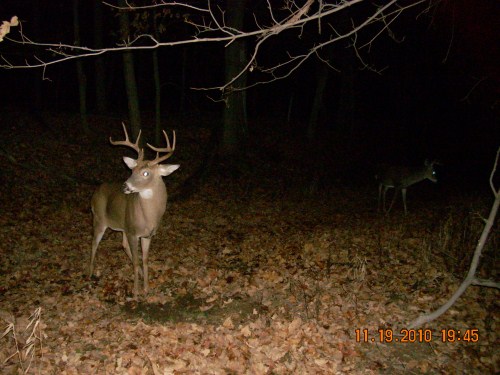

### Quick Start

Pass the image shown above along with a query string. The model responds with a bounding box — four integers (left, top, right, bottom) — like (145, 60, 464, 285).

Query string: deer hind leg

(90, 223, 107, 277)
(122, 233, 143, 277)
(382, 186, 392, 213)
(140, 237, 152, 294)
(122, 233, 132, 262)
(387, 187, 399, 213)
(401, 188, 408, 215)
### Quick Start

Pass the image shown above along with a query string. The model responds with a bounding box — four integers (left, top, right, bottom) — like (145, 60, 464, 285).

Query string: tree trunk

(306, 60, 330, 194)
(94, 1, 107, 113)
(180, 46, 187, 123)
(334, 63, 356, 135)
(221, 0, 248, 157)
(307, 61, 329, 142)
(153, 15, 162, 144)
(32, 0, 43, 111)
(153, 50, 162, 144)
(73, 0, 90, 137)
(119, 0, 141, 140)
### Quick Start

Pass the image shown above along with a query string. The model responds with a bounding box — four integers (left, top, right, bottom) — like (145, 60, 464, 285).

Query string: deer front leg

(127, 234, 141, 298)
(141, 237, 152, 293)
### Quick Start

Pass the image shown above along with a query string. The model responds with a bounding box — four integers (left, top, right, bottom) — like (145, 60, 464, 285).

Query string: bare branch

(460, 76, 487, 103)
(408, 147, 500, 329)
(471, 278, 500, 289)
(102, 0, 210, 13)
(205, 0, 428, 92)
(0, 0, 431, 93)
(490, 147, 500, 196)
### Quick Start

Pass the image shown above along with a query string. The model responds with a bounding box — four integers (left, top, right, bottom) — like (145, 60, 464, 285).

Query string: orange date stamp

(355, 328, 479, 343)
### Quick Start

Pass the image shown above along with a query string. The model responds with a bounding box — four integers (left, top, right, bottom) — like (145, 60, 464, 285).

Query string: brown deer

(90, 123, 179, 298)
(377, 160, 438, 215)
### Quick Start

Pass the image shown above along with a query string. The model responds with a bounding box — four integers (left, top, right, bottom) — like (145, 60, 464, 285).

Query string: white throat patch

(140, 189, 154, 199)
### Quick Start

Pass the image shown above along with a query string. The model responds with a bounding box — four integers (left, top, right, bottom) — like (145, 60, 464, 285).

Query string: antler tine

(109, 122, 144, 160)
(147, 130, 176, 165)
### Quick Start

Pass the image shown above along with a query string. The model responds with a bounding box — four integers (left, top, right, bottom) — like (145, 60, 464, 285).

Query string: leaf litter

(0, 111, 498, 374)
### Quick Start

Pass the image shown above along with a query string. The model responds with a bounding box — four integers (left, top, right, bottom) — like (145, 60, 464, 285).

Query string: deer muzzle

(122, 182, 136, 194)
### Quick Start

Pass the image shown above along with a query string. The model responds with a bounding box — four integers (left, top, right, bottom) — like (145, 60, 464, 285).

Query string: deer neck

(127, 181, 167, 235)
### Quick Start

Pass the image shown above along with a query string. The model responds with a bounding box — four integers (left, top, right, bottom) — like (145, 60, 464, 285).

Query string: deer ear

(158, 164, 180, 176)
(123, 156, 137, 169)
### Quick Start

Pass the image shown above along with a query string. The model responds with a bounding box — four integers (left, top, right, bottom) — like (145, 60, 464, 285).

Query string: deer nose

(122, 182, 133, 194)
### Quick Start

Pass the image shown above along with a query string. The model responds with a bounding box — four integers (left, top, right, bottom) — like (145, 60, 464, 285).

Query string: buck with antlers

(90, 123, 179, 298)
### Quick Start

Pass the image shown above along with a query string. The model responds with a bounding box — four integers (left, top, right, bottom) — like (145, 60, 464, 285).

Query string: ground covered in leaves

(0, 111, 498, 374)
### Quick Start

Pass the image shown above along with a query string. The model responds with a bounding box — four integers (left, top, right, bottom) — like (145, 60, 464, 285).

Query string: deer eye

(142, 171, 150, 177)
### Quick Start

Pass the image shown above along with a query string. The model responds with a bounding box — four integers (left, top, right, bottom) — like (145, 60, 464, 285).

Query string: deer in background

(90, 123, 180, 298)
(377, 160, 438, 215)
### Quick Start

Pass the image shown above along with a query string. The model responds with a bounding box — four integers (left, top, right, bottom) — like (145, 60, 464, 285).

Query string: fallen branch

(408, 147, 500, 329)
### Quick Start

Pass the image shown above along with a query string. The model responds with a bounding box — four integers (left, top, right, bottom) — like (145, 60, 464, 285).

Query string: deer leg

(122, 233, 143, 277)
(122, 233, 132, 262)
(382, 186, 391, 213)
(402, 188, 408, 215)
(127, 234, 141, 298)
(387, 187, 398, 213)
(140, 237, 152, 293)
(90, 224, 106, 277)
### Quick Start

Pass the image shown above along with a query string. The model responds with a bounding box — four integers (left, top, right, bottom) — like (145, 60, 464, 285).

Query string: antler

(147, 130, 176, 165)
(110, 122, 144, 162)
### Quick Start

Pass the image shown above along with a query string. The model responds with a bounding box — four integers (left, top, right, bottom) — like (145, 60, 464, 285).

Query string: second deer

(377, 160, 438, 215)
(90, 123, 180, 298)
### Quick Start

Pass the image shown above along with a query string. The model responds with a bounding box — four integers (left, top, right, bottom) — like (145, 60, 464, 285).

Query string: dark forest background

(0, 0, 498, 189)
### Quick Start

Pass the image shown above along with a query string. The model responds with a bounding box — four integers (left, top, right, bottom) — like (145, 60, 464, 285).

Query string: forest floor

(0, 110, 498, 374)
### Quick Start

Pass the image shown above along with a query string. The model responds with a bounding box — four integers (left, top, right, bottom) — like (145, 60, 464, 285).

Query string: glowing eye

(142, 171, 149, 177)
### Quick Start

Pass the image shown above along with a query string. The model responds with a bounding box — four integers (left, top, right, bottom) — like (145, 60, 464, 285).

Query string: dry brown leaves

(0, 112, 498, 374)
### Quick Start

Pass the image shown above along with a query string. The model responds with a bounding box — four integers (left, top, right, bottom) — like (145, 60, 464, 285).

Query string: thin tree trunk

(119, 0, 141, 140)
(335, 63, 356, 135)
(32, 0, 43, 111)
(153, 49, 161, 144)
(94, 1, 107, 113)
(73, 0, 89, 137)
(180, 46, 187, 123)
(307, 61, 329, 142)
(153, 14, 162, 144)
(306, 61, 329, 195)
(221, 0, 247, 157)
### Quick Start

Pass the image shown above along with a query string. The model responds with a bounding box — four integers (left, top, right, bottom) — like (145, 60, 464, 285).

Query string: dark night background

(0, 0, 498, 190)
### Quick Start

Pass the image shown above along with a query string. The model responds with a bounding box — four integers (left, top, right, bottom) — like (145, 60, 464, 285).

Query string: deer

(90, 123, 180, 298)
(377, 160, 438, 215)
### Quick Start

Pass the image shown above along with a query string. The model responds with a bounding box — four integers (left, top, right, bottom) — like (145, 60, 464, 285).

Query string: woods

(0, 0, 498, 373)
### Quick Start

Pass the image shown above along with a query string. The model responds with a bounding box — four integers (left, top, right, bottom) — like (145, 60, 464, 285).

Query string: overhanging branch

(1, 0, 431, 93)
